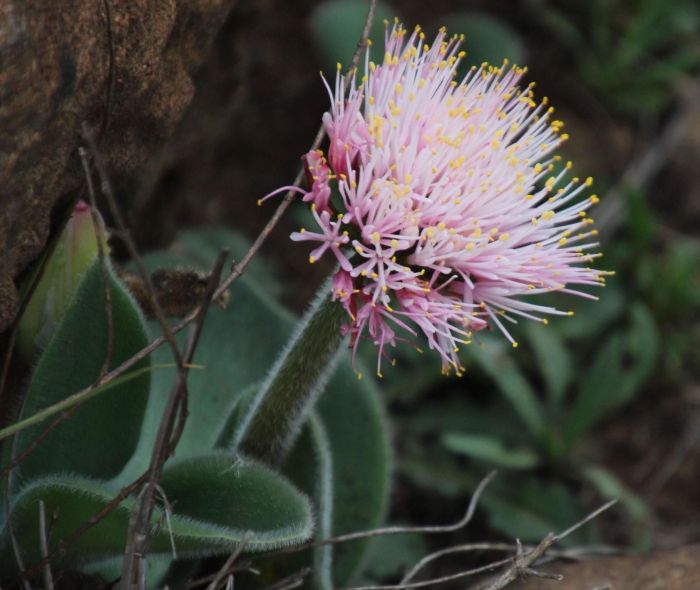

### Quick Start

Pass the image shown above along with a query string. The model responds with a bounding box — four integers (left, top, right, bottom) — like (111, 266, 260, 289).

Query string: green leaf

(282, 414, 335, 590)
(282, 360, 391, 587)
(484, 479, 597, 547)
(116, 230, 295, 483)
(317, 362, 391, 586)
(442, 12, 525, 69)
(360, 534, 427, 582)
(525, 323, 572, 407)
(13, 262, 150, 484)
(556, 283, 625, 341)
(0, 365, 157, 443)
(3, 461, 313, 568)
(160, 453, 314, 552)
(564, 334, 625, 446)
(309, 416, 334, 590)
(564, 303, 659, 447)
(468, 338, 545, 437)
(581, 464, 651, 548)
(442, 433, 539, 470)
(310, 0, 398, 71)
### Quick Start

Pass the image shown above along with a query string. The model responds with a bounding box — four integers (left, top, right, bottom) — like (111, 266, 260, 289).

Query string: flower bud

(18, 201, 109, 359)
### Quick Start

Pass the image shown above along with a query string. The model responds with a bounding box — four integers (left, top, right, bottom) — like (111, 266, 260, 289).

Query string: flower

(268, 20, 608, 376)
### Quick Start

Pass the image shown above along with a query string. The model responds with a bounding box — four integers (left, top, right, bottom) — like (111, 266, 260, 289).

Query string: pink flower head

(276, 20, 608, 376)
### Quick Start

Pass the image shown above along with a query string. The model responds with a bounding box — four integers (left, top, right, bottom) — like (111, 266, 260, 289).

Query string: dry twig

(205, 533, 251, 590)
(264, 470, 496, 559)
(38, 500, 54, 590)
(78, 147, 114, 377)
(474, 500, 617, 590)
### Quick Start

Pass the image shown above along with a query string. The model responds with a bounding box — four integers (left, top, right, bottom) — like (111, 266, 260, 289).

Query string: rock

(0, 0, 237, 331)
(506, 545, 700, 590)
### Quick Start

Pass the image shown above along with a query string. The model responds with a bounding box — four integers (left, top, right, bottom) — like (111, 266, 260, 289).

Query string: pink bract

(274, 20, 607, 376)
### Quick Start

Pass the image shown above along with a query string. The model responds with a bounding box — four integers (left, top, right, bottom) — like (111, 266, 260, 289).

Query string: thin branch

(0, 364, 159, 447)
(81, 124, 193, 589)
(168, 250, 229, 455)
(39, 500, 54, 590)
(401, 543, 517, 585)
(343, 500, 617, 590)
(401, 542, 620, 585)
(9, 508, 32, 590)
(20, 472, 149, 581)
(121, 250, 227, 588)
(206, 533, 251, 590)
(78, 147, 114, 378)
(343, 558, 514, 590)
(80, 124, 185, 378)
(185, 560, 255, 589)
(260, 568, 311, 590)
(474, 500, 618, 590)
(261, 471, 496, 559)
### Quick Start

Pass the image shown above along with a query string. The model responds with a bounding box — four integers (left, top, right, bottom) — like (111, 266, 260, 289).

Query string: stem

(231, 281, 347, 465)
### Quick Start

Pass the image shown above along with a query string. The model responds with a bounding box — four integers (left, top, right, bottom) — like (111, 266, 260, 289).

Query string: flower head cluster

(270, 20, 607, 376)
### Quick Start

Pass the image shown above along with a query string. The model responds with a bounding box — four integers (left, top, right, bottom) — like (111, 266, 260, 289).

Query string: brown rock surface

(505, 545, 700, 590)
(0, 0, 237, 330)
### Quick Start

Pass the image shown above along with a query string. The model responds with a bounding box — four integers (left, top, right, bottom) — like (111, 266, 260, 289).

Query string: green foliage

(316, 362, 390, 585)
(442, 433, 539, 470)
(484, 478, 597, 546)
(14, 262, 150, 485)
(538, 0, 700, 113)
(441, 12, 525, 69)
(6, 461, 312, 568)
(280, 362, 391, 589)
(469, 336, 545, 437)
(391, 228, 667, 544)
(358, 534, 427, 584)
(1, 228, 389, 588)
(564, 302, 658, 446)
(310, 0, 397, 71)
(117, 242, 294, 480)
(159, 453, 314, 551)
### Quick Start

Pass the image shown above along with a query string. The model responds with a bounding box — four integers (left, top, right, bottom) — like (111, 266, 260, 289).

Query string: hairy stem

(232, 281, 347, 465)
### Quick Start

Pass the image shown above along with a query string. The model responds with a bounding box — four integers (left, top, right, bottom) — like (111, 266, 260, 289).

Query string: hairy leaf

(3, 460, 313, 568)
(13, 262, 150, 484)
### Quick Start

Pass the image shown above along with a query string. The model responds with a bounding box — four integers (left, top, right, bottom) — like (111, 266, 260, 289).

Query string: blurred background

(4, 0, 700, 585)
